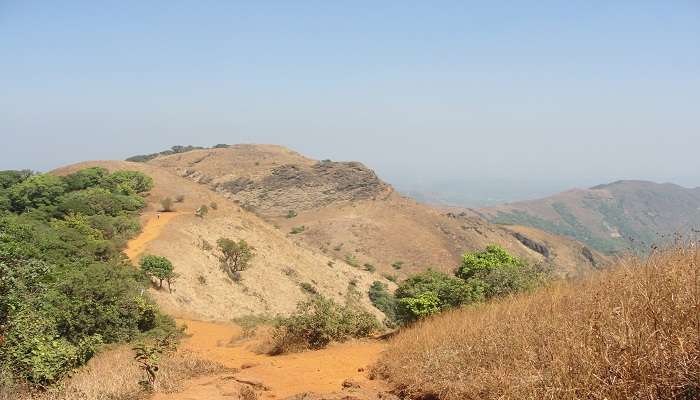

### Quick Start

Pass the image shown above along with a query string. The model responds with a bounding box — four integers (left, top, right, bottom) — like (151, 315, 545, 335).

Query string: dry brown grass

(377, 245, 700, 400)
(3, 346, 228, 400)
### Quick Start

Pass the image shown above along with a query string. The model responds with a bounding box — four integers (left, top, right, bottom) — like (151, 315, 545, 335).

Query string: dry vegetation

(377, 245, 700, 400)
(2, 346, 228, 400)
(146, 144, 609, 279)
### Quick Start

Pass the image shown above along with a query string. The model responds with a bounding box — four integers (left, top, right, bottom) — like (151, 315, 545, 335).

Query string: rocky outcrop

(212, 161, 392, 216)
(511, 231, 550, 258)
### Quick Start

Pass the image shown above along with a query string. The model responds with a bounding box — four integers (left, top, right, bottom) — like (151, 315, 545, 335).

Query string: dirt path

(124, 212, 186, 261)
(125, 214, 389, 399)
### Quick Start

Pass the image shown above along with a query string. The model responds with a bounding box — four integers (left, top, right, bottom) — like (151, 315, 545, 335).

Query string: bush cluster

(0, 167, 172, 387)
(269, 296, 380, 354)
(369, 245, 548, 324)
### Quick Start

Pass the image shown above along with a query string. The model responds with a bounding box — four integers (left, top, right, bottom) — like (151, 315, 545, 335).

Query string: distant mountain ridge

(479, 180, 700, 254)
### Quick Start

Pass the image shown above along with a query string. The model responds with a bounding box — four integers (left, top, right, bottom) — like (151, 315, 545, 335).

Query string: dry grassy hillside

(377, 245, 700, 400)
(53, 160, 388, 321)
(145, 144, 608, 278)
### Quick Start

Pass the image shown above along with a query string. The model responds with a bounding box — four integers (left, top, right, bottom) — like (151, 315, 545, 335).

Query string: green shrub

(383, 273, 398, 283)
(397, 292, 441, 321)
(363, 263, 376, 272)
(368, 281, 398, 326)
(0, 308, 100, 385)
(392, 261, 404, 270)
(395, 270, 477, 323)
(345, 254, 360, 268)
(195, 204, 209, 218)
(270, 296, 380, 354)
(286, 210, 298, 219)
(290, 225, 305, 234)
(457, 245, 546, 300)
(209, 201, 218, 210)
(299, 282, 318, 294)
(105, 171, 154, 194)
(62, 167, 109, 191)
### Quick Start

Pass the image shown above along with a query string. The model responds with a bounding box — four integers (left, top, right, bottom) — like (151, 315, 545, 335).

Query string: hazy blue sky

(1, 1, 699, 203)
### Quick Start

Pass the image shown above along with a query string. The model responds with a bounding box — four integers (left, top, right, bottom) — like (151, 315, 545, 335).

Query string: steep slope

(144, 144, 608, 278)
(53, 160, 386, 321)
(479, 180, 700, 254)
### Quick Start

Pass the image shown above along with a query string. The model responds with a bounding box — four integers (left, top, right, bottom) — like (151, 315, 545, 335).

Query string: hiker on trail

(156, 212, 161, 220)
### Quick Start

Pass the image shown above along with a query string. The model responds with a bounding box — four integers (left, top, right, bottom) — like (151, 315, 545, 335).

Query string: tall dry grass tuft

(2, 346, 229, 400)
(377, 245, 700, 400)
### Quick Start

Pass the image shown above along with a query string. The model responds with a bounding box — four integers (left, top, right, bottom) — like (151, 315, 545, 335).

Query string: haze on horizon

(2, 1, 699, 205)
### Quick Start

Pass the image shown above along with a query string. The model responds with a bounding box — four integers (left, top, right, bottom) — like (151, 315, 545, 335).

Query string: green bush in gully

(369, 245, 549, 324)
(270, 296, 380, 354)
(0, 167, 174, 387)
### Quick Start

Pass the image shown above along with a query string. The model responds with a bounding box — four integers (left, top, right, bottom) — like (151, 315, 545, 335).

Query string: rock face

(213, 161, 392, 216)
(511, 231, 550, 258)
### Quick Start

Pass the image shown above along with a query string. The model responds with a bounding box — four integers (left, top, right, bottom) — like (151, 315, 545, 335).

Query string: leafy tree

(0, 169, 32, 189)
(105, 171, 154, 194)
(456, 245, 544, 300)
(8, 174, 67, 212)
(62, 167, 109, 191)
(397, 292, 440, 321)
(395, 270, 477, 323)
(140, 255, 175, 289)
(216, 238, 255, 279)
(457, 245, 524, 280)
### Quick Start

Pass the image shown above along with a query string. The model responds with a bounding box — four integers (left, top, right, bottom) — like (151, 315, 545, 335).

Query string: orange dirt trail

(124, 212, 185, 261)
(126, 215, 387, 399)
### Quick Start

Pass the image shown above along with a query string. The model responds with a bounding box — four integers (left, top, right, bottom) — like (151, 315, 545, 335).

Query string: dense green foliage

(270, 296, 380, 353)
(457, 245, 549, 300)
(373, 245, 548, 324)
(395, 270, 477, 323)
(368, 281, 398, 326)
(0, 167, 170, 387)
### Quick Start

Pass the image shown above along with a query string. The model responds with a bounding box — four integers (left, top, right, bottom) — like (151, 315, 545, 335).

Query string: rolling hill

(478, 180, 700, 254)
(53, 160, 386, 322)
(142, 144, 607, 279)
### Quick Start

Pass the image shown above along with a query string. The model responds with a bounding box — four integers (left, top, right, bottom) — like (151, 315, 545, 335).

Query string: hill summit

(140, 144, 607, 281)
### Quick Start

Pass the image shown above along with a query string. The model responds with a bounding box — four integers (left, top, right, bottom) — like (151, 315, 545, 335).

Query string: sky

(1, 1, 699, 204)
